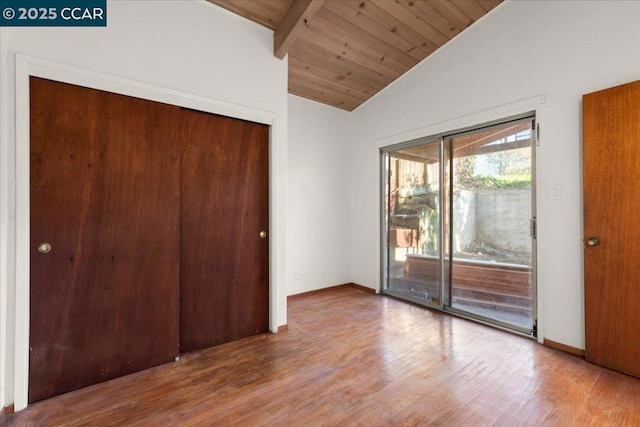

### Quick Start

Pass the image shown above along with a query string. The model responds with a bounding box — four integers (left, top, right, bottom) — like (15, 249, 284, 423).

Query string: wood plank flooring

(3, 286, 640, 426)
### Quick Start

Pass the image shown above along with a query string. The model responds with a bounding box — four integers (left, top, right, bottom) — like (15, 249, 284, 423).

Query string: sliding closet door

(29, 78, 180, 403)
(180, 110, 270, 353)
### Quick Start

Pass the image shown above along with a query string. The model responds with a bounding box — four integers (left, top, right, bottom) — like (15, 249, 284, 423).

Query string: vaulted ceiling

(209, 0, 503, 111)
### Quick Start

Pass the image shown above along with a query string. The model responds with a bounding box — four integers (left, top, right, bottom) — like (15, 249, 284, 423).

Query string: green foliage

(455, 156, 476, 182)
(457, 174, 531, 189)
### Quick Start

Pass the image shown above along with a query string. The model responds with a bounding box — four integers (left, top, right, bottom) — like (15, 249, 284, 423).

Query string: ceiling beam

(274, 0, 325, 59)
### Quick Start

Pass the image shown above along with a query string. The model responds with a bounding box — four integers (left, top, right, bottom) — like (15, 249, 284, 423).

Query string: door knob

(259, 231, 267, 239)
(586, 237, 600, 247)
(37, 242, 52, 253)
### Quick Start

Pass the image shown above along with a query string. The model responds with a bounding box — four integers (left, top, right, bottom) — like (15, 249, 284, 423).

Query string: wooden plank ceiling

(209, 0, 503, 111)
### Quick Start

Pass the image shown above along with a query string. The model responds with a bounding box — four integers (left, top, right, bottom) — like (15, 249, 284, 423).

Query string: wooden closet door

(179, 109, 269, 353)
(29, 78, 181, 402)
(583, 80, 640, 378)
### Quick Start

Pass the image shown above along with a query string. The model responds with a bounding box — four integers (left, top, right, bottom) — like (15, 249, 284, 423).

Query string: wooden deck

(404, 254, 532, 316)
(2, 286, 639, 426)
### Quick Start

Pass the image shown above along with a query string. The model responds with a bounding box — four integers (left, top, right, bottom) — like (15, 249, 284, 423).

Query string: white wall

(0, 0, 288, 409)
(350, 0, 640, 349)
(287, 95, 352, 295)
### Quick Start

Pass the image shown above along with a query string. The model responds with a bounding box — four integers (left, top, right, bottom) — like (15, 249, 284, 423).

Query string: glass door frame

(380, 136, 446, 310)
(380, 112, 538, 337)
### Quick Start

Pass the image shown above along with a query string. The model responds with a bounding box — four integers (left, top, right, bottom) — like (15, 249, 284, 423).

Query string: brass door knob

(37, 242, 52, 253)
(259, 231, 267, 239)
(586, 237, 600, 247)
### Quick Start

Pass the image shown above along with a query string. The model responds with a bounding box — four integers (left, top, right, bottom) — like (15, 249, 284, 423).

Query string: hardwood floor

(3, 286, 640, 426)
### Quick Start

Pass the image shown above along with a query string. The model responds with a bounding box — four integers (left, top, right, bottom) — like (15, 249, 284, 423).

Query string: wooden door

(583, 80, 640, 378)
(29, 78, 181, 402)
(179, 109, 269, 353)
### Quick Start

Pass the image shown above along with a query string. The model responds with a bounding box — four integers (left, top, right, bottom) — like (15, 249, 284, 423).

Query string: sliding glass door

(382, 114, 536, 335)
(383, 138, 443, 306)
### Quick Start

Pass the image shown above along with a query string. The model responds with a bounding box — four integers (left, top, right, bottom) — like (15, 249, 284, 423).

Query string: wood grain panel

(274, 0, 325, 58)
(207, 0, 292, 30)
(179, 109, 269, 354)
(426, 0, 474, 31)
(288, 37, 392, 109)
(289, 80, 360, 111)
(341, 0, 438, 58)
(583, 80, 640, 378)
(295, 30, 394, 82)
(398, 0, 462, 39)
(324, 1, 429, 61)
(29, 77, 180, 403)
(315, 7, 419, 70)
(6, 287, 640, 425)
(303, 18, 409, 78)
(451, 0, 489, 21)
(477, 0, 503, 12)
(258, 0, 294, 14)
(343, 0, 439, 55)
(405, 256, 532, 297)
(369, 0, 449, 47)
(289, 66, 370, 103)
(288, 56, 377, 97)
(291, 37, 392, 87)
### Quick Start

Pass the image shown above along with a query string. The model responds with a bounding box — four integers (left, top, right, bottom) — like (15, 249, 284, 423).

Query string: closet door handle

(586, 237, 600, 247)
(259, 231, 267, 239)
(37, 242, 52, 253)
